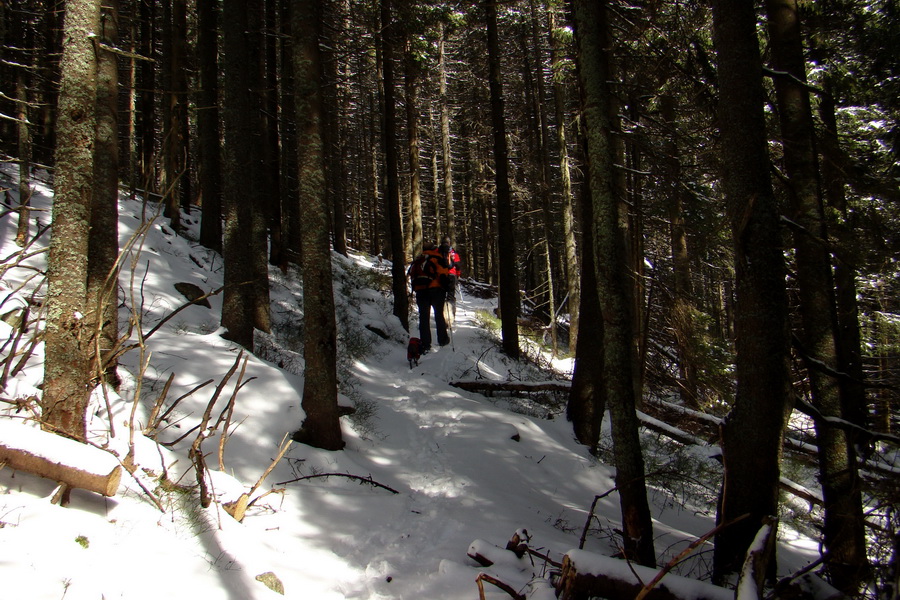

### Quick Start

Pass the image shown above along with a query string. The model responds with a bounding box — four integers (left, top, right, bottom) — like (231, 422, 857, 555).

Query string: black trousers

(415, 287, 449, 348)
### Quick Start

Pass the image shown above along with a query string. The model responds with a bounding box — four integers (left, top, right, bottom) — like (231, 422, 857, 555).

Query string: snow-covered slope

(0, 166, 819, 599)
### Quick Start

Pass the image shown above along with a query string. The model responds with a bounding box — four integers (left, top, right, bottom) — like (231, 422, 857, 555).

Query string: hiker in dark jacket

(408, 241, 450, 353)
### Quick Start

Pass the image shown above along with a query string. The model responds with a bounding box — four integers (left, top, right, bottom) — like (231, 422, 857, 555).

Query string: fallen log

(450, 380, 570, 396)
(0, 419, 122, 498)
(556, 550, 732, 600)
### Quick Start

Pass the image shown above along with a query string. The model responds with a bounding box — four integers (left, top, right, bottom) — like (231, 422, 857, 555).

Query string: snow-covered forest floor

(0, 164, 892, 599)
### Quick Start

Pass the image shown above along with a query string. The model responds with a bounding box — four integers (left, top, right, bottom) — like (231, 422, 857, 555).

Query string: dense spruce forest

(1, 0, 898, 596)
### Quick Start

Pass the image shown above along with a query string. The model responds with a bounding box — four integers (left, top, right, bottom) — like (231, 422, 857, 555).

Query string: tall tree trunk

(485, 0, 520, 360)
(324, 0, 350, 257)
(263, 0, 282, 266)
(197, 0, 222, 252)
(222, 0, 259, 350)
(137, 0, 156, 194)
(547, 0, 579, 353)
(572, 0, 656, 568)
(528, 0, 558, 354)
(710, 0, 793, 581)
(88, 0, 121, 386)
(247, 2, 272, 335)
(279, 0, 300, 262)
(291, 0, 344, 452)
(161, 0, 184, 233)
(766, 0, 867, 589)
(405, 37, 423, 253)
(818, 85, 868, 433)
(42, 0, 101, 441)
(15, 29, 33, 248)
(438, 22, 456, 245)
(380, 0, 410, 331)
(661, 94, 700, 408)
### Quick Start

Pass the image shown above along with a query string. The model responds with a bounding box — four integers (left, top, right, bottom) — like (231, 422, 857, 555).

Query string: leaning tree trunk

(572, 0, 656, 568)
(710, 0, 794, 582)
(485, 0, 521, 360)
(766, 0, 867, 590)
(291, 0, 344, 452)
(42, 0, 102, 441)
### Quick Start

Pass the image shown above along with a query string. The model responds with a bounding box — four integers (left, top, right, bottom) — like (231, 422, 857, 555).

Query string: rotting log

(0, 420, 121, 497)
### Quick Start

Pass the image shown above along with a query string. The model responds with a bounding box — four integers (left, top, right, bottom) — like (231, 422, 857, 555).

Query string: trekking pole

(444, 302, 455, 351)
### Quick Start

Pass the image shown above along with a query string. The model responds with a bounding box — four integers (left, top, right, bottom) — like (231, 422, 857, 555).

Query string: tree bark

(221, 0, 259, 350)
(197, 0, 222, 252)
(709, 0, 793, 581)
(572, 0, 656, 568)
(438, 22, 456, 246)
(88, 0, 121, 386)
(291, 0, 344, 452)
(405, 37, 423, 253)
(485, 0, 521, 360)
(766, 0, 867, 590)
(42, 0, 101, 441)
(547, 1, 580, 352)
(247, 2, 272, 335)
(379, 0, 410, 332)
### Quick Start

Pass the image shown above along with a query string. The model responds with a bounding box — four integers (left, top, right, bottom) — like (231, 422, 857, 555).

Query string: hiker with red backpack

(439, 236, 461, 322)
(407, 241, 450, 354)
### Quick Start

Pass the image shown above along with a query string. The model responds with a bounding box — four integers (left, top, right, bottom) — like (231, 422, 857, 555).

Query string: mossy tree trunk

(42, 0, 102, 440)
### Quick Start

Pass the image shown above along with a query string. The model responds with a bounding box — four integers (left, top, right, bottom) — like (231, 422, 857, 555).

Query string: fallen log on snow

(0, 419, 122, 498)
(556, 550, 732, 600)
(450, 380, 570, 396)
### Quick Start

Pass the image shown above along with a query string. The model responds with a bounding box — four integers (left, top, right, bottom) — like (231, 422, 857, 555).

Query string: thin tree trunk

(88, 0, 121, 386)
(380, 0, 410, 331)
(438, 22, 456, 245)
(572, 0, 656, 568)
(197, 0, 222, 252)
(710, 0, 793, 581)
(547, 1, 579, 353)
(818, 86, 868, 433)
(405, 37, 423, 253)
(42, 0, 101, 441)
(279, 0, 300, 262)
(661, 95, 699, 408)
(485, 0, 520, 360)
(138, 0, 156, 193)
(15, 55, 32, 248)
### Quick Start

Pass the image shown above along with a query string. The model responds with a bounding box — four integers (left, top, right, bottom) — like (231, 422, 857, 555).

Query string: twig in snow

(275, 472, 399, 494)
